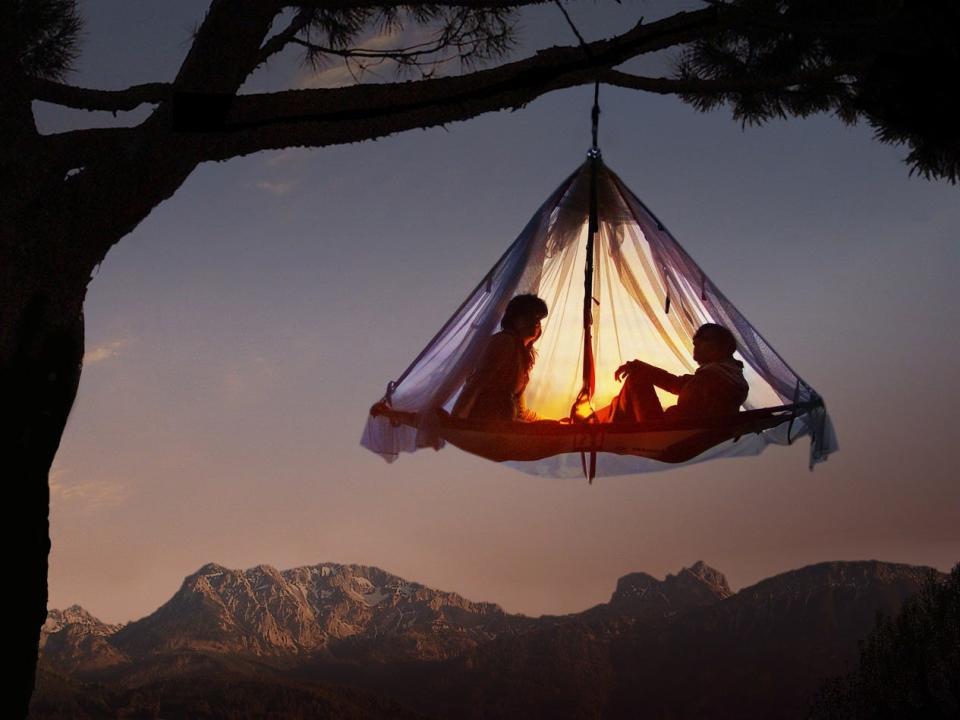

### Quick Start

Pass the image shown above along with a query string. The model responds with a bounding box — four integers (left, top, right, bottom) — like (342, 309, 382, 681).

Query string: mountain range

(31, 559, 941, 719)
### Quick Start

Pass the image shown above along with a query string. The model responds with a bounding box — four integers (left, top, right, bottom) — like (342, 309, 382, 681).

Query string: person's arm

(672, 372, 709, 417)
(518, 394, 539, 422)
(615, 359, 689, 395)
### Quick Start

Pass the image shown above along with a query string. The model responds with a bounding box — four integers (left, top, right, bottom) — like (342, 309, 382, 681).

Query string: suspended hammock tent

(361, 155, 837, 478)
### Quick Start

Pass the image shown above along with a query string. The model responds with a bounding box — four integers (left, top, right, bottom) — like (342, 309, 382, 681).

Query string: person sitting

(601, 323, 749, 422)
(452, 294, 549, 422)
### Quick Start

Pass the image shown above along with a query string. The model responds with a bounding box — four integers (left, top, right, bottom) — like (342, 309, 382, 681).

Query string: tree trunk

(3, 85, 199, 713)
(5, 282, 86, 718)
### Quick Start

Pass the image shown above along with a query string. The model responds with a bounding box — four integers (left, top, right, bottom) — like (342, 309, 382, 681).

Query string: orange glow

(519, 217, 783, 420)
(523, 220, 699, 419)
(570, 390, 595, 422)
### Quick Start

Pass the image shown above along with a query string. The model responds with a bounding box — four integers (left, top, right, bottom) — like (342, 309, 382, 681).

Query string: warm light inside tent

(570, 390, 595, 422)
(524, 219, 709, 419)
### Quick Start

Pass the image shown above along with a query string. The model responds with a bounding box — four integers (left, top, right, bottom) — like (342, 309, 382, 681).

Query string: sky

(41, 1, 958, 625)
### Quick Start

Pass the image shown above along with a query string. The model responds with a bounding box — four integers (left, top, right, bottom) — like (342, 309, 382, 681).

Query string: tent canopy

(361, 157, 837, 477)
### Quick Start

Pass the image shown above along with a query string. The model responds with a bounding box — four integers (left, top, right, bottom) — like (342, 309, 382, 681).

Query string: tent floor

(373, 403, 811, 464)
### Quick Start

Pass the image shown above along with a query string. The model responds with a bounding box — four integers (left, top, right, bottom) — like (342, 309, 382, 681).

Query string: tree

(810, 564, 960, 720)
(4, 0, 958, 715)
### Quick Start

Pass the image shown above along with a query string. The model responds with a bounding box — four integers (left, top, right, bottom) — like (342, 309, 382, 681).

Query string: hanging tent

(361, 156, 837, 478)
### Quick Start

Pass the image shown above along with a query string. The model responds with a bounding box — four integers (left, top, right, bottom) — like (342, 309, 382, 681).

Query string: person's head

(501, 294, 549, 346)
(692, 323, 737, 365)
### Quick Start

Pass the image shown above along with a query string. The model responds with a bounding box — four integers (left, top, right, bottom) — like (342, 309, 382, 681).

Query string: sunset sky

(43, 1, 958, 625)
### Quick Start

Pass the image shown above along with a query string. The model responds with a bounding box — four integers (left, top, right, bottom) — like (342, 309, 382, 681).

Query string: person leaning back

(599, 323, 749, 423)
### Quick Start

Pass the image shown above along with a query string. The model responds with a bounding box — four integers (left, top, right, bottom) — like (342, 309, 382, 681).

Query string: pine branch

(287, 23, 509, 72)
(256, 8, 315, 66)
(603, 63, 862, 96)
(198, 6, 726, 159)
(29, 77, 170, 112)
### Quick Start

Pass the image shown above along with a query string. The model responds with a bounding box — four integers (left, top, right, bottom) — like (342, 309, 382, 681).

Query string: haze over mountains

(33, 559, 941, 719)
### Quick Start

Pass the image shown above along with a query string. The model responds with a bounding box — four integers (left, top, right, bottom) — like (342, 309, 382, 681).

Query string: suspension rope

(591, 79, 601, 150)
(552, 0, 602, 150)
(553, 0, 588, 45)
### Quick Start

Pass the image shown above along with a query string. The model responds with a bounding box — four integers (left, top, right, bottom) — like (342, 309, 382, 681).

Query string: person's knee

(629, 360, 658, 380)
(622, 371, 652, 393)
(619, 374, 638, 398)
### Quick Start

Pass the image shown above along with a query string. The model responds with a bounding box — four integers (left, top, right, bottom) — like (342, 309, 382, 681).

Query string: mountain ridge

(36, 558, 945, 720)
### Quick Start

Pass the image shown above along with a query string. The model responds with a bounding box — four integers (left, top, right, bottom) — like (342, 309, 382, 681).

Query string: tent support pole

(580, 81, 602, 409)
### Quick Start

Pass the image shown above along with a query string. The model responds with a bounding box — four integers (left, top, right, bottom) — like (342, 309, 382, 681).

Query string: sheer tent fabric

(361, 160, 836, 477)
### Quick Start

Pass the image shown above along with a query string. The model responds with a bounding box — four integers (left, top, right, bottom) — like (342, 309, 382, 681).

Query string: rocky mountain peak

(610, 571, 659, 599)
(609, 562, 731, 617)
(193, 562, 231, 576)
(105, 560, 524, 663)
(43, 605, 124, 639)
(670, 561, 733, 600)
(40, 606, 129, 672)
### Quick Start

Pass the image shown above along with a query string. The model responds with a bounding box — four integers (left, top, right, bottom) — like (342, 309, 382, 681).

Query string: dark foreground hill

(31, 560, 943, 719)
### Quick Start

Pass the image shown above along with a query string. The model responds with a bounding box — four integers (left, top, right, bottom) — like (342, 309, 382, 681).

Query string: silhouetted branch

(202, 6, 726, 158)
(288, 19, 512, 78)
(29, 78, 170, 112)
(602, 63, 862, 96)
(279, 0, 550, 9)
(257, 8, 315, 66)
(291, 28, 491, 61)
(41, 127, 142, 170)
(172, 0, 279, 94)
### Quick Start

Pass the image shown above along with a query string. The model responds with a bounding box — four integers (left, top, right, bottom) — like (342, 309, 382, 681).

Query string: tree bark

(2, 106, 198, 719)
(5, 279, 86, 718)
